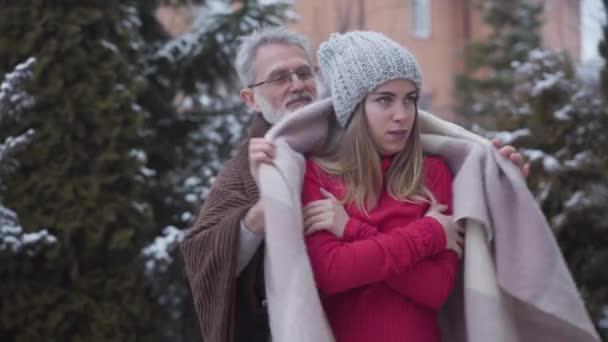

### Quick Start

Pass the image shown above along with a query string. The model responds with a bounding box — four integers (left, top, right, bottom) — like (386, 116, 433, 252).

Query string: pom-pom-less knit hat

(318, 31, 423, 127)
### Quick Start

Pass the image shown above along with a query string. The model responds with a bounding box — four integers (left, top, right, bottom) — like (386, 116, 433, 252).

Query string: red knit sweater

(302, 156, 458, 342)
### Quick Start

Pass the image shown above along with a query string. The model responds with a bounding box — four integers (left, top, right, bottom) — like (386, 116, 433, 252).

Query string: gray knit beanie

(318, 31, 423, 127)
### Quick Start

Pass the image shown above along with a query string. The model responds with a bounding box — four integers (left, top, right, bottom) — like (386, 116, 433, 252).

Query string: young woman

(299, 31, 464, 342)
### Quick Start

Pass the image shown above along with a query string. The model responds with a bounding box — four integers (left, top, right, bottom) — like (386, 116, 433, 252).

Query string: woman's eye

(405, 95, 418, 104)
(377, 96, 392, 104)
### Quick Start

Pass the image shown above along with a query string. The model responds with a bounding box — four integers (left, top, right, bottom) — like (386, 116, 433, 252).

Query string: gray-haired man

(181, 27, 319, 342)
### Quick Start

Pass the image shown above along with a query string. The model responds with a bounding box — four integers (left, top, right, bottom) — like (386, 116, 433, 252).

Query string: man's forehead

(254, 43, 311, 75)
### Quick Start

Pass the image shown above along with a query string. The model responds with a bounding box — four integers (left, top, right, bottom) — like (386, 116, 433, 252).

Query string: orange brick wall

(289, 0, 581, 120)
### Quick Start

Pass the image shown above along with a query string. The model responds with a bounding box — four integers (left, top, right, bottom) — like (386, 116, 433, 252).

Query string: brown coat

(180, 113, 271, 342)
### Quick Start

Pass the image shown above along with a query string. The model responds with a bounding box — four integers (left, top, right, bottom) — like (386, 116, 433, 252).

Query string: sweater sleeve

(334, 215, 458, 310)
(385, 251, 458, 310)
(384, 157, 459, 310)
(305, 217, 446, 295)
(302, 159, 447, 296)
(236, 220, 264, 275)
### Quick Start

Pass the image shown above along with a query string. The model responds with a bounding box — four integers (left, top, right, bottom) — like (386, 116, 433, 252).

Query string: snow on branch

(472, 124, 531, 145)
(521, 148, 561, 173)
(0, 205, 57, 256)
(0, 57, 36, 121)
(149, 0, 291, 67)
(0, 129, 35, 178)
(141, 225, 185, 276)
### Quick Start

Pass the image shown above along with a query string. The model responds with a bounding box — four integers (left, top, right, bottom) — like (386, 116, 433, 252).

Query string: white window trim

(411, 0, 431, 39)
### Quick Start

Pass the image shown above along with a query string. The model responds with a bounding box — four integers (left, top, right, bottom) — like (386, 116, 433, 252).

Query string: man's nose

(289, 73, 307, 91)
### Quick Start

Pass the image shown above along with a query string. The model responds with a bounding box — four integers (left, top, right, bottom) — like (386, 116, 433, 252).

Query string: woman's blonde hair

(314, 101, 436, 213)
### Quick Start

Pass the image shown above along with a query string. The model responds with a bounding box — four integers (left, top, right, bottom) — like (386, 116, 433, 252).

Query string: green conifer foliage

(0, 2, 159, 341)
(454, 0, 542, 126)
(600, 0, 608, 102)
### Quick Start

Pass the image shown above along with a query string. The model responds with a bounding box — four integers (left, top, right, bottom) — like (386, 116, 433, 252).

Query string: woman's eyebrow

(370, 90, 417, 96)
(369, 91, 395, 96)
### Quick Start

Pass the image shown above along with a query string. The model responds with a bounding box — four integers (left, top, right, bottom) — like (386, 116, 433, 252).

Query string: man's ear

(240, 88, 260, 112)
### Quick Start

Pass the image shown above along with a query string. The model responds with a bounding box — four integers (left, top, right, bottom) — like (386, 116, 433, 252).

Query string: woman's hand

(425, 204, 464, 258)
(303, 188, 349, 238)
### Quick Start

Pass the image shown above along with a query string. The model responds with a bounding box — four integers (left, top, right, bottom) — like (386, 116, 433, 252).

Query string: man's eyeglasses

(248, 65, 318, 89)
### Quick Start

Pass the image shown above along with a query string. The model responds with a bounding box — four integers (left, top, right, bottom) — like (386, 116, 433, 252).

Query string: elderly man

(180, 27, 317, 342)
(180, 26, 528, 342)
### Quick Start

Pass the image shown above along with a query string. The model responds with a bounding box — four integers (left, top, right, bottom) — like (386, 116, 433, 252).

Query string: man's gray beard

(260, 105, 285, 125)
(255, 87, 320, 125)
(256, 93, 287, 125)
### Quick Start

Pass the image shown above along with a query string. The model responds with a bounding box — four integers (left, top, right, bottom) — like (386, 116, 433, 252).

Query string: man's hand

(243, 200, 265, 234)
(249, 138, 276, 185)
(244, 138, 276, 234)
(492, 138, 530, 178)
(303, 188, 349, 238)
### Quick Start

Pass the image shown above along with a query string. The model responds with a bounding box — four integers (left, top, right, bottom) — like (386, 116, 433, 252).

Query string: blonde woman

(300, 31, 463, 342)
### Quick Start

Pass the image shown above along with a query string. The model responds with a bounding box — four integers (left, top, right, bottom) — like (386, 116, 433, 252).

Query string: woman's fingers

(455, 245, 463, 259)
(457, 235, 464, 246)
(457, 224, 465, 234)
(308, 220, 329, 232)
(303, 199, 331, 211)
(303, 206, 327, 221)
(427, 203, 448, 214)
(303, 212, 329, 230)
(305, 225, 321, 236)
(305, 223, 328, 236)
(303, 201, 332, 220)
(435, 204, 448, 213)
(320, 188, 337, 200)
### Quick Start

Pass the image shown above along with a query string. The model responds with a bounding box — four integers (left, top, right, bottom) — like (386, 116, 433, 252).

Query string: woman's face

(363, 79, 418, 156)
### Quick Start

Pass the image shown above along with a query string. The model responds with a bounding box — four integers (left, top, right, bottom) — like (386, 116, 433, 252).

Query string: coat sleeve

(180, 154, 253, 342)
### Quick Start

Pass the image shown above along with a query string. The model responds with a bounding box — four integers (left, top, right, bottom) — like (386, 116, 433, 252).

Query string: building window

(411, 0, 431, 39)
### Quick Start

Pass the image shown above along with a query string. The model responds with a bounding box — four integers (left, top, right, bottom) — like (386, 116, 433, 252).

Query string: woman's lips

(387, 129, 409, 139)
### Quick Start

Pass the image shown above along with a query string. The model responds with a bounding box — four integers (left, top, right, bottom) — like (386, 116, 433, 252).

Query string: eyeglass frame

(248, 65, 319, 89)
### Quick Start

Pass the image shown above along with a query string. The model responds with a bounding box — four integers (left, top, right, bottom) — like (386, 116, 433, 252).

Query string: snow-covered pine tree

(484, 48, 608, 340)
(135, 1, 293, 340)
(454, 0, 542, 127)
(456, 1, 607, 338)
(600, 0, 608, 103)
(137, 0, 292, 231)
(0, 57, 56, 258)
(0, 3, 161, 341)
(0, 57, 35, 181)
(0, 1, 295, 340)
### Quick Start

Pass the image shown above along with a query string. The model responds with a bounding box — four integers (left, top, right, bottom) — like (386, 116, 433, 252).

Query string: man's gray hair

(235, 26, 313, 87)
